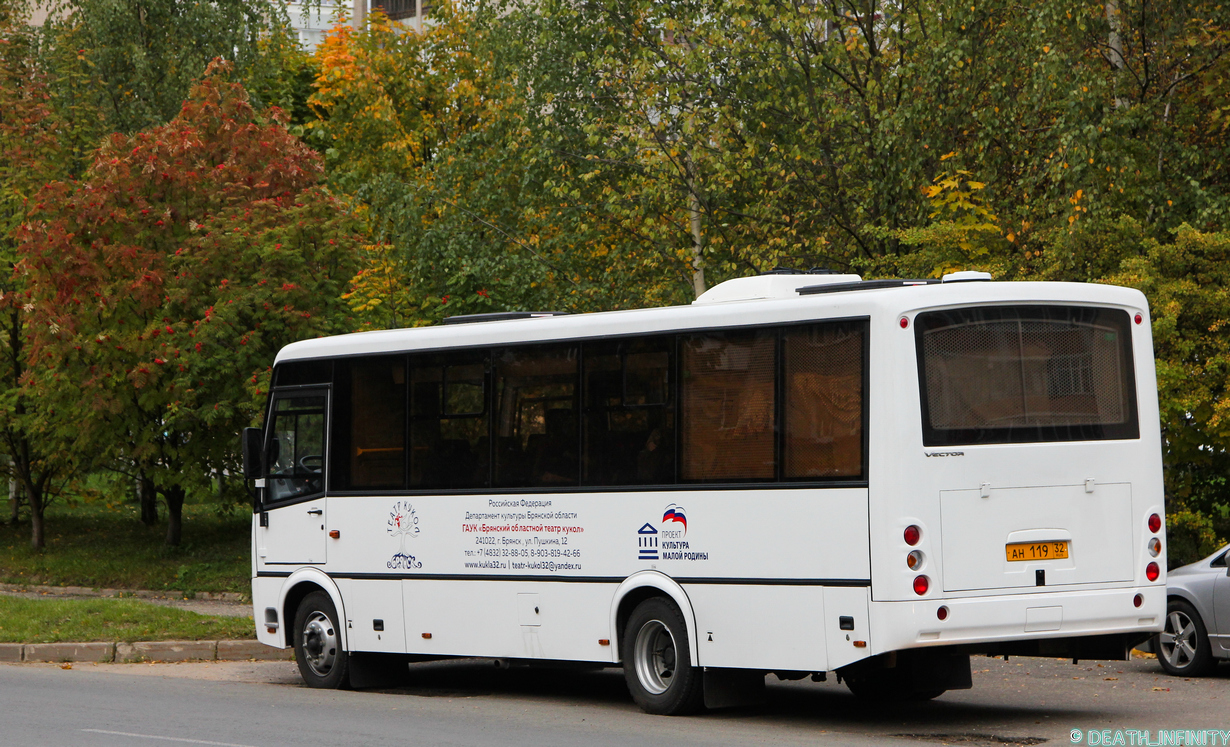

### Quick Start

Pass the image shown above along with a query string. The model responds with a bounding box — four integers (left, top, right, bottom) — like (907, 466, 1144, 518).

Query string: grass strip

(0, 596, 255, 643)
(1, 502, 250, 594)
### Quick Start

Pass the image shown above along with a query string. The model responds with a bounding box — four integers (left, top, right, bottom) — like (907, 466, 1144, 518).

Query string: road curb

(1, 640, 292, 663)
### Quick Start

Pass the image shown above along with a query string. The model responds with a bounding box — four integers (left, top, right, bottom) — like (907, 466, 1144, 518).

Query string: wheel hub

(301, 611, 337, 676)
(633, 619, 677, 695)
(1160, 610, 1197, 668)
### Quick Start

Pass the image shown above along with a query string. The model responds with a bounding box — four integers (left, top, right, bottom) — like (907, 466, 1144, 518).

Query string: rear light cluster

(1145, 513, 1163, 583)
(905, 525, 930, 595)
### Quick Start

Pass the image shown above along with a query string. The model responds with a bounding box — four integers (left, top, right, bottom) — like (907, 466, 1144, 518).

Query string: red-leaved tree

(18, 59, 360, 545)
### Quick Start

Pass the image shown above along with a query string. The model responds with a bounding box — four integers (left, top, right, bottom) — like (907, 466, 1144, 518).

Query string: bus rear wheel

(293, 591, 350, 689)
(622, 597, 704, 715)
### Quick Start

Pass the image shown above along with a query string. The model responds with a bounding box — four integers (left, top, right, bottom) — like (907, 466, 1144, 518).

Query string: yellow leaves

(1043, 45, 1050, 53)
(940, 151, 956, 161)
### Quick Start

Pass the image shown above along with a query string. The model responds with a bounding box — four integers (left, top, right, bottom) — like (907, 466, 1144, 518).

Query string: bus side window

(680, 330, 776, 482)
(494, 345, 579, 488)
(331, 357, 406, 491)
(582, 337, 675, 486)
(410, 353, 490, 489)
(267, 394, 327, 502)
(782, 322, 866, 480)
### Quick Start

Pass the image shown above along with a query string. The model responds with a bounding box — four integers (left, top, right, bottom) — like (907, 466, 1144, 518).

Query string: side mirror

(242, 427, 263, 480)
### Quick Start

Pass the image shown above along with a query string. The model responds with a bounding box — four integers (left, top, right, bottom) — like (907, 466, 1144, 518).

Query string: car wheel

(622, 597, 704, 715)
(294, 591, 351, 688)
(1157, 598, 1217, 677)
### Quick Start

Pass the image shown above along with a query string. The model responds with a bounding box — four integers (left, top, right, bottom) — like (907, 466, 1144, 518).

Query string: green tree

(305, 4, 686, 328)
(18, 61, 360, 545)
(41, 0, 307, 135)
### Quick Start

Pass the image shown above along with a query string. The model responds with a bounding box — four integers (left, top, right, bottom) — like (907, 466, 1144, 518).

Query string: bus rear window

(917, 306, 1139, 446)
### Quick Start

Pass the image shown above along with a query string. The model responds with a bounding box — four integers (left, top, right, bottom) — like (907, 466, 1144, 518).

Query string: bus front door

(258, 391, 329, 566)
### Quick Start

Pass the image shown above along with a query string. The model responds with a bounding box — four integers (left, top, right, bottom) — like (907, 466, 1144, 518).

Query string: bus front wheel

(293, 591, 351, 689)
(622, 597, 704, 715)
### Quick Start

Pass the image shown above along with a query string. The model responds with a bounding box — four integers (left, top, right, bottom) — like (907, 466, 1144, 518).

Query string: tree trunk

(27, 485, 43, 550)
(163, 484, 185, 546)
(138, 473, 158, 526)
(1106, 0, 1128, 109)
(8, 465, 19, 525)
(686, 166, 707, 298)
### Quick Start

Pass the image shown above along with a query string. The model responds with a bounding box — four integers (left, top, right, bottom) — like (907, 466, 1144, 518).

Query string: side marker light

(1133, 594, 1143, 608)
(937, 606, 949, 621)
(900, 317, 909, 329)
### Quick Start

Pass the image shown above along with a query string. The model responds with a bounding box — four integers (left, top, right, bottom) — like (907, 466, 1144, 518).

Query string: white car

(1152, 545, 1230, 676)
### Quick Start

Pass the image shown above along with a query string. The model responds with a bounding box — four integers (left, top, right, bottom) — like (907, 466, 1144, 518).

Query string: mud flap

(702, 667, 766, 709)
(840, 650, 972, 699)
(347, 652, 411, 689)
(917, 651, 972, 692)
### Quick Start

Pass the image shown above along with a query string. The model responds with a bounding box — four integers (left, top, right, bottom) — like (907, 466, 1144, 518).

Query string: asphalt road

(1, 654, 1225, 746)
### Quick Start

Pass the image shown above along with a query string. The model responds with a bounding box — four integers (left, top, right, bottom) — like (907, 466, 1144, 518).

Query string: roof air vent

(942, 270, 993, 283)
(694, 273, 862, 304)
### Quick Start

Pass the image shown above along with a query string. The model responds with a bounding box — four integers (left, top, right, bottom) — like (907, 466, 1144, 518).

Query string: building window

(372, 0, 416, 20)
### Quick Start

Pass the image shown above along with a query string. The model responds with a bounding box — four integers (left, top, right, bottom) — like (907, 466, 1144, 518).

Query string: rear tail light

(1148, 514, 1162, 533)
(1145, 562, 1160, 582)
(913, 575, 930, 595)
(906, 551, 923, 570)
(904, 525, 921, 546)
(1148, 538, 1161, 557)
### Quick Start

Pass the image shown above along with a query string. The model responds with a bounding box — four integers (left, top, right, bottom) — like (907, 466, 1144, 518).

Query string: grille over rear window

(917, 306, 1139, 446)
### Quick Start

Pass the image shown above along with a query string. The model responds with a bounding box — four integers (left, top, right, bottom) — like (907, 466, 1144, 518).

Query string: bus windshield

(917, 305, 1139, 446)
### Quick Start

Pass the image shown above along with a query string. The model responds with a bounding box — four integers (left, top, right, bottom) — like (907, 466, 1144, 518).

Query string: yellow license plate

(1005, 541, 1069, 562)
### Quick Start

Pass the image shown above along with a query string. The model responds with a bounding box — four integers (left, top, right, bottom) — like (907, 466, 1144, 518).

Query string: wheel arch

(1166, 588, 1213, 629)
(610, 572, 699, 666)
(279, 569, 347, 650)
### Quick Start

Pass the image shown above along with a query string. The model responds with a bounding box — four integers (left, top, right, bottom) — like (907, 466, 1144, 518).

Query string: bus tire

(622, 597, 704, 715)
(293, 591, 350, 689)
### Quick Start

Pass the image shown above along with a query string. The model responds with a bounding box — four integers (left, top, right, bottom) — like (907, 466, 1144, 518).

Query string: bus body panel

(868, 586, 1161, 655)
(939, 483, 1134, 592)
(401, 580, 615, 661)
(262, 488, 870, 664)
(258, 496, 328, 565)
(683, 584, 828, 670)
(335, 578, 406, 653)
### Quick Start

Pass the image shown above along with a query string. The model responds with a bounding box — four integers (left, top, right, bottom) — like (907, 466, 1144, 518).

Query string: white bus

(243, 271, 1166, 714)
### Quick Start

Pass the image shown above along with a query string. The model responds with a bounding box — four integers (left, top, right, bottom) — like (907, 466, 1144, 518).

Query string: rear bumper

(869, 586, 1164, 656)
